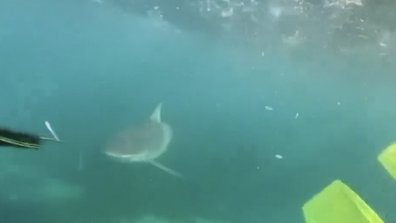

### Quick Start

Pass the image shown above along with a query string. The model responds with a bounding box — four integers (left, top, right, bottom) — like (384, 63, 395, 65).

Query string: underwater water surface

(1, 0, 396, 223)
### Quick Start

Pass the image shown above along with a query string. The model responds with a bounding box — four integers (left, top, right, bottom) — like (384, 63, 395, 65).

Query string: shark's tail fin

(40, 121, 63, 142)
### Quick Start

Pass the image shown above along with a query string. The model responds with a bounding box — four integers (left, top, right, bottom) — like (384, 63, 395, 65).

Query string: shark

(104, 103, 182, 178)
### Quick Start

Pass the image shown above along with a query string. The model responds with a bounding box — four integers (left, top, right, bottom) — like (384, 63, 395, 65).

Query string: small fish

(45, 121, 59, 141)
(105, 103, 182, 178)
(265, 106, 273, 111)
(295, 113, 299, 119)
(0, 121, 62, 150)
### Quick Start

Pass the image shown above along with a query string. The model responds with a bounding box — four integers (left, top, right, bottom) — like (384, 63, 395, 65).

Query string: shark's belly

(142, 123, 172, 161)
(105, 120, 173, 163)
(125, 123, 172, 162)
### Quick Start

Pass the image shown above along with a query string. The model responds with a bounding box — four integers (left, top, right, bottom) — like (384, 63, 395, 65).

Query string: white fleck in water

(295, 113, 299, 119)
(221, 8, 233, 17)
(265, 106, 273, 111)
(275, 154, 283, 159)
(269, 6, 283, 19)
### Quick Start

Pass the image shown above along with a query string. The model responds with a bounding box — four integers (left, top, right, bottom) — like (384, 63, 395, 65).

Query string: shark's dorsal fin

(150, 103, 163, 123)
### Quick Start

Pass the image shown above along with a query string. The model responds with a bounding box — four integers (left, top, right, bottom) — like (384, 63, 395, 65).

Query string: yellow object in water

(378, 142, 396, 182)
(302, 180, 384, 223)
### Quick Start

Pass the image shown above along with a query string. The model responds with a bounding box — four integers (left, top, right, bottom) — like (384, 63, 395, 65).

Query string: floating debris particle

(379, 42, 387, 48)
(295, 113, 299, 119)
(337, 102, 341, 105)
(275, 154, 283, 159)
(265, 106, 273, 111)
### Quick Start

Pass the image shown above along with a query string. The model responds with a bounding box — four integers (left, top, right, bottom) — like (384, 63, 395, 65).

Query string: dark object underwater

(0, 122, 62, 150)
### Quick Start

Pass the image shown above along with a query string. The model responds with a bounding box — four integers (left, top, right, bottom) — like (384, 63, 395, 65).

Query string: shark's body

(105, 103, 181, 177)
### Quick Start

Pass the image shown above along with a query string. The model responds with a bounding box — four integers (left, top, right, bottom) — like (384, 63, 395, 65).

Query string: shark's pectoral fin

(150, 160, 182, 178)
